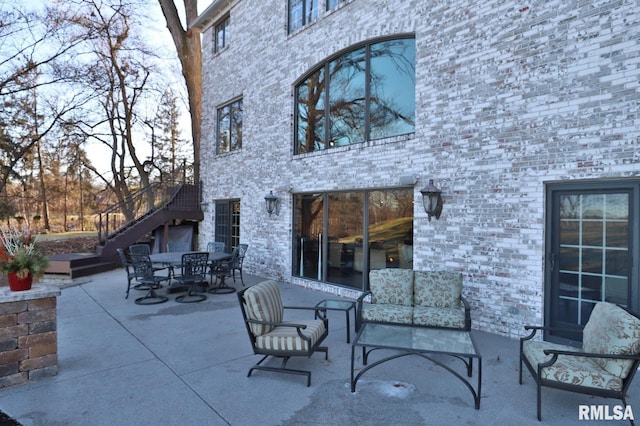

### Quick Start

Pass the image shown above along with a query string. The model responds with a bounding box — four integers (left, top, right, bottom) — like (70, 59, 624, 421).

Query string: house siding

(199, 0, 640, 337)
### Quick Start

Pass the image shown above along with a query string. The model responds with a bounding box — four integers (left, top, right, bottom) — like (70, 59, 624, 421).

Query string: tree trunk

(157, 0, 202, 183)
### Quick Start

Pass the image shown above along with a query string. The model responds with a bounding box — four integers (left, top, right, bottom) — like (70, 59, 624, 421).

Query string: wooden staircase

(44, 183, 203, 279)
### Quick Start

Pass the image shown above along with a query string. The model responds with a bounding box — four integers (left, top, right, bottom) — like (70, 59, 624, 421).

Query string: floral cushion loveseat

(356, 268, 471, 331)
(519, 301, 640, 422)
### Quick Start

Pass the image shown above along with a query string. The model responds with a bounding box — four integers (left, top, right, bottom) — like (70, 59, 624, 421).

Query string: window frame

(216, 97, 243, 154)
(213, 14, 230, 54)
(288, 0, 319, 33)
(293, 35, 415, 155)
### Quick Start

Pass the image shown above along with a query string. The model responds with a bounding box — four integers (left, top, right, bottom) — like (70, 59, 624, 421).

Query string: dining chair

(173, 252, 209, 303)
(117, 248, 135, 299)
(130, 254, 170, 305)
(129, 244, 151, 256)
(228, 244, 248, 285)
(207, 241, 226, 253)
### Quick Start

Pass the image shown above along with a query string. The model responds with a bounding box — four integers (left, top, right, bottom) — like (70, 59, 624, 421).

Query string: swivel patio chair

(173, 252, 209, 303)
(226, 244, 248, 285)
(520, 302, 640, 424)
(237, 280, 329, 386)
(129, 254, 170, 305)
(129, 244, 151, 256)
(206, 241, 226, 253)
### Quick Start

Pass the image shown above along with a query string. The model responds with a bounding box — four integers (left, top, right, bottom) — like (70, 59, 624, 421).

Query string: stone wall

(0, 285, 60, 388)
(198, 0, 640, 337)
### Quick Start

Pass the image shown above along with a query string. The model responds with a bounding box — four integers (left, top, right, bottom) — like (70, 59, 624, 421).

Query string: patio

(0, 268, 637, 425)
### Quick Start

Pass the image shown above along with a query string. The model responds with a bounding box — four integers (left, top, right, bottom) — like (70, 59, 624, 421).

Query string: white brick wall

(199, 0, 640, 337)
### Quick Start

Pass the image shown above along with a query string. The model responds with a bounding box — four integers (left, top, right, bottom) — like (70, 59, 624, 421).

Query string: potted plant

(0, 226, 49, 291)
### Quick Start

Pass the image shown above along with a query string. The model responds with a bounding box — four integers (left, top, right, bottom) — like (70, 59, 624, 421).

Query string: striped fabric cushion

(243, 280, 284, 336)
(255, 319, 326, 352)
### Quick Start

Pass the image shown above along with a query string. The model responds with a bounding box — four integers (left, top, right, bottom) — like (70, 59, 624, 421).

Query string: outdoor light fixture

(420, 179, 443, 221)
(265, 191, 279, 215)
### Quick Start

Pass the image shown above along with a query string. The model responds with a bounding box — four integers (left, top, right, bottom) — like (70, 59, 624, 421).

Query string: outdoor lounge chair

(520, 302, 640, 424)
(237, 280, 329, 386)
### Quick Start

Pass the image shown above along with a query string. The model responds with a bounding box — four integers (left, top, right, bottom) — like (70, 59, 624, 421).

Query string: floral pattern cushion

(413, 306, 466, 329)
(362, 304, 413, 324)
(369, 269, 414, 306)
(255, 319, 326, 352)
(582, 302, 640, 379)
(413, 271, 462, 308)
(243, 280, 284, 336)
(523, 340, 623, 391)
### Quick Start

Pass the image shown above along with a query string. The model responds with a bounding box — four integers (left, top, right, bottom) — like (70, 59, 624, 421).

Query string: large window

(214, 15, 229, 54)
(288, 0, 318, 33)
(293, 188, 413, 290)
(217, 98, 243, 154)
(295, 37, 415, 154)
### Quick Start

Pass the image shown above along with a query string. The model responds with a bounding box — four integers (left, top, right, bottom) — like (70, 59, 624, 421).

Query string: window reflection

(217, 98, 243, 153)
(294, 37, 415, 154)
(293, 188, 413, 290)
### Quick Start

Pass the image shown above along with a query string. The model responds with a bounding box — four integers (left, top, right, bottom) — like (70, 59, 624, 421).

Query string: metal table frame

(350, 322, 482, 409)
(315, 299, 356, 343)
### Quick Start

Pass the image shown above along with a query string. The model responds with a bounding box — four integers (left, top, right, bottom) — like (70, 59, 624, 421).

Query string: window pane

(327, 192, 363, 289)
(329, 47, 366, 146)
(296, 68, 325, 153)
(327, 0, 345, 10)
(305, 0, 318, 24)
(217, 105, 230, 153)
(230, 100, 243, 150)
(368, 189, 414, 269)
(369, 39, 415, 139)
(289, 0, 304, 32)
(294, 194, 324, 280)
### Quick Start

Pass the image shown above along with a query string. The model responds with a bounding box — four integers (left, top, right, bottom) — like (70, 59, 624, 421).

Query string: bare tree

(157, 0, 201, 182)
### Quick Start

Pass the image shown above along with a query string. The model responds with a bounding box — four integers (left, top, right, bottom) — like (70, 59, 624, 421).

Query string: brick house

(192, 0, 640, 341)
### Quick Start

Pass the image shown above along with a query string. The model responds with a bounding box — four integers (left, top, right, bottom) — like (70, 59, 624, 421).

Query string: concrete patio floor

(0, 268, 638, 425)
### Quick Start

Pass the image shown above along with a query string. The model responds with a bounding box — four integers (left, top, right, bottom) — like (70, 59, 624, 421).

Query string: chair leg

(537, 379, 542, 421)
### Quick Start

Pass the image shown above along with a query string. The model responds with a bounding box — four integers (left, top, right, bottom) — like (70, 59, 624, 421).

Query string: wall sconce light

(199, 202, 209, 212)
(420, 179, 443, 221)
(265, 191, 279, 215)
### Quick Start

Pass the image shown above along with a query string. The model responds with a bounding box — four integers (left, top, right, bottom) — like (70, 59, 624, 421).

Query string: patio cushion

(255, 319, 326, 352)
(413, 305, 466, 329)
(369, 269, 414, 306)
(582, 302, 640, 379)
(523, 339, 623, 391)
(362, 304, 413, 324)
(413, 271, 462, 308)
(243, 280, 284, 336)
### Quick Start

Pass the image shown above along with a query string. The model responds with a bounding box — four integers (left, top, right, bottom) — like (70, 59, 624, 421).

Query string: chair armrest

(460, 295, 471, 330)
(521, 325, 583, 342)
(355, 291, 372, 332)
(246, 319, 319, 342)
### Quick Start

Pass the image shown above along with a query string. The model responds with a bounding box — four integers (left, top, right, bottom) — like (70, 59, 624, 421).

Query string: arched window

(294, 37, 415, 154)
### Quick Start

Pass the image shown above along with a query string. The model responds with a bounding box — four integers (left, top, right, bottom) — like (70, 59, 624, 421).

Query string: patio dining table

(149, 251, 233, 293)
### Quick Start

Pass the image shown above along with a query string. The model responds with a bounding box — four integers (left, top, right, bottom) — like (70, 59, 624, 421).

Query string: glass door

(546, 184, 634, 342)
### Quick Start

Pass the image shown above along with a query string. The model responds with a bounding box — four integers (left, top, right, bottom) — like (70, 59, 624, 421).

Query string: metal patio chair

(237, 280, 329, 386)
(129, 254, 170, 305)
(173, 252, 209, 303)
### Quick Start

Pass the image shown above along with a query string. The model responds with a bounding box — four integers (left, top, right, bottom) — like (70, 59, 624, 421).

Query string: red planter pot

(7, 272, 33, 291)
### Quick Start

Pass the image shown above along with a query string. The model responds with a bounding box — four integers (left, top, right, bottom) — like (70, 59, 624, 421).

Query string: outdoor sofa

(356, 268, 471, 331)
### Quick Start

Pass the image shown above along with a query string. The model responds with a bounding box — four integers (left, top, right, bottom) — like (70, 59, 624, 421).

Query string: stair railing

(96, 166, 198, 244)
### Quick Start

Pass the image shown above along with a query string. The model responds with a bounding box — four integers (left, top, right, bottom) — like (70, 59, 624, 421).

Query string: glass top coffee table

(351, 322, 482, 409)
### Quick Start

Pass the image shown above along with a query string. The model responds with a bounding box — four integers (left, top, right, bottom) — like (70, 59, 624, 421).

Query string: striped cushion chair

(237, 280, 329, 386)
